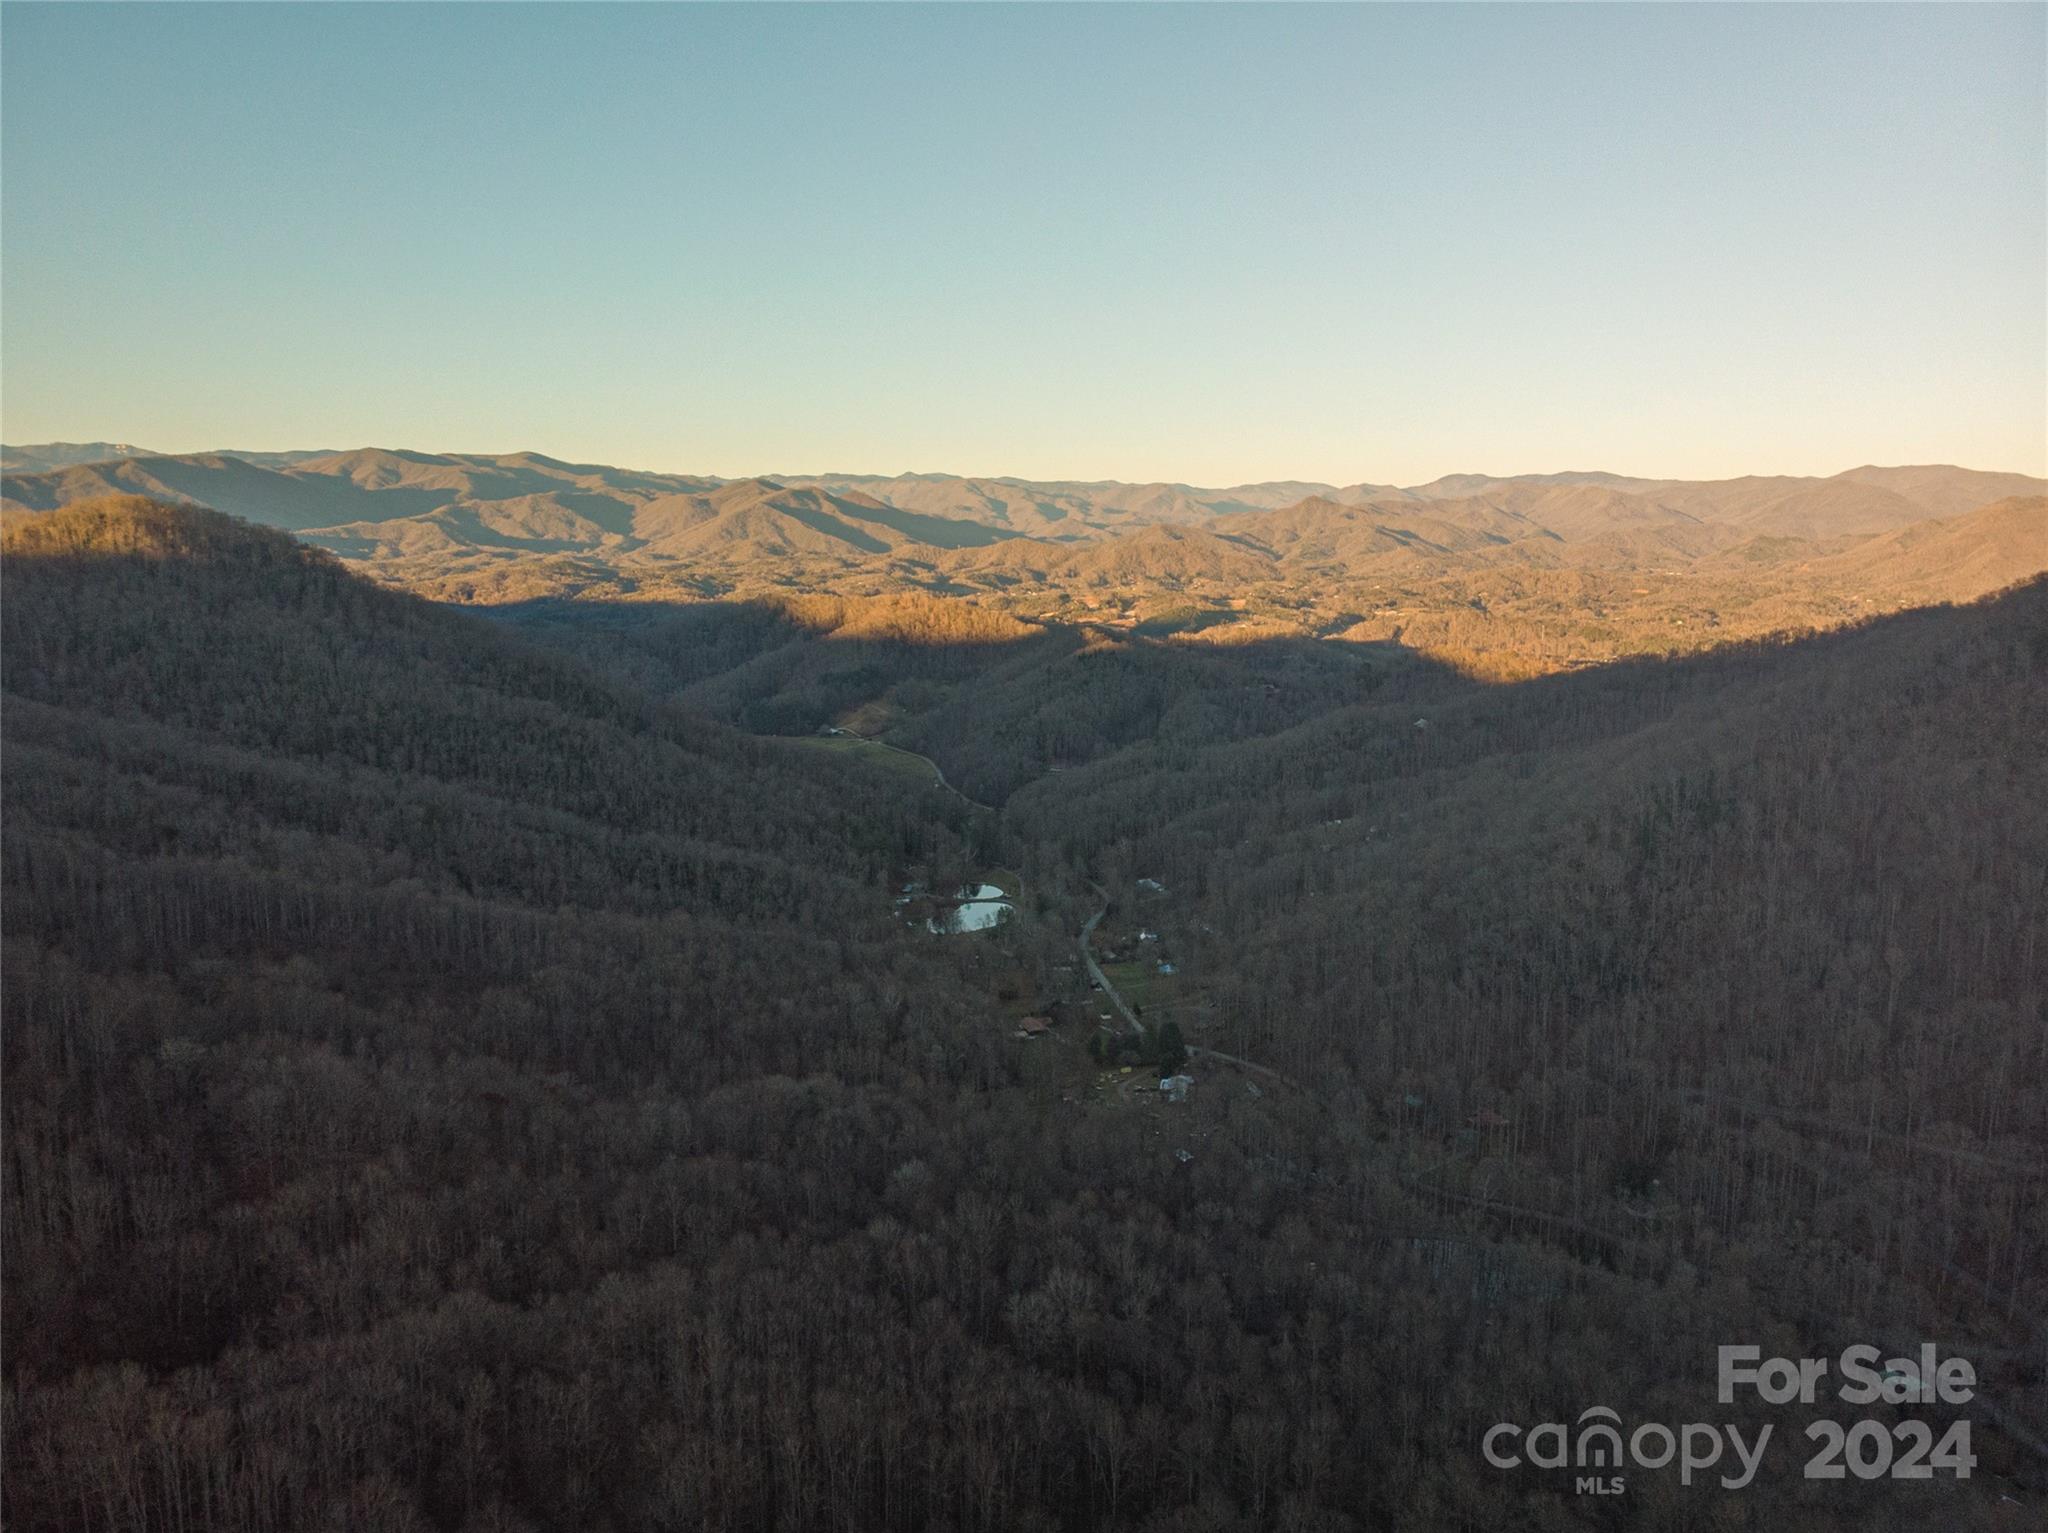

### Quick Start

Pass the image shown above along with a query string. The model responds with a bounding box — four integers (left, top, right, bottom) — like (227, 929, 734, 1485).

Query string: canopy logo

(1483, 1344, 1977, 1495)
(1483, 1408, 1770, 1491)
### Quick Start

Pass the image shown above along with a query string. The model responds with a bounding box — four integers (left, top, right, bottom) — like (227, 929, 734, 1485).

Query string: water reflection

(905, 883, 1014, 934)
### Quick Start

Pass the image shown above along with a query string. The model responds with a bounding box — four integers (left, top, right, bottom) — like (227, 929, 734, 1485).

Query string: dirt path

(866, 738, 994, 811)
(1186, 1044, 1294, 1087)
(1080, 892, 1144, 1036)
(1079, 891, 1300, 1086)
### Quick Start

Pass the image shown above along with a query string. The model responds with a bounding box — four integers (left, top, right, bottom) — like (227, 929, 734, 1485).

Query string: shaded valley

(3, 491, 2043, 1530)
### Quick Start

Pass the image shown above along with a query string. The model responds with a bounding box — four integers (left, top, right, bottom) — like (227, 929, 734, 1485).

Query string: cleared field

(1101, 958, 1189, 1016)
(786, 734, 939, 783)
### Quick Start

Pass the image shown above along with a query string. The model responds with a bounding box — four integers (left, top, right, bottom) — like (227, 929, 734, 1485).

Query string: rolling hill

(5, 447, 2040, 647)
(1832, 463, 2048, 518)
(1767, 494, 2048, 602)
(946, 521, 1277, 587)
(8, 445, 2037, 560)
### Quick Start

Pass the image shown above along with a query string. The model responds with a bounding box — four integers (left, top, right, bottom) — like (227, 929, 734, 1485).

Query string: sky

(3, 2, 2043, 486)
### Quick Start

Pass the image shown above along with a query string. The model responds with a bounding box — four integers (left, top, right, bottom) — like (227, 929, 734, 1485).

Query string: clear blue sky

(3, 2, 2043, 485)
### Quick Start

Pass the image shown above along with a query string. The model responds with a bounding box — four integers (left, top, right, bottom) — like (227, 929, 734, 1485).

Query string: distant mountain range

(0, 441, 164, 472)
(4, 444, 2042, 612)
(0, 441, 337, 473)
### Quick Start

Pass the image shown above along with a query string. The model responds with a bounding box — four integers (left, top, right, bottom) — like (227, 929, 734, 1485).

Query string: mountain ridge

(11, 443, 2040, 527)
(6, 449, 2041, 641)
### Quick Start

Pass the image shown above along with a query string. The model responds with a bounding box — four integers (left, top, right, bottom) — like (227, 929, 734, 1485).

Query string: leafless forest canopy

(2, 483, 2044, 1531)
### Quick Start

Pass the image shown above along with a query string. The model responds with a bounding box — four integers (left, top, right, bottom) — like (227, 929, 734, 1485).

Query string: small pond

(899, 882, 1015, 934)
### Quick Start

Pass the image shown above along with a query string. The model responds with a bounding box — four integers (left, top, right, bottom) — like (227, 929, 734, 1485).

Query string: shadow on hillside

(475, 594, 1483, 804)
(9, 493, 2039, 816)
(473, 577, 2048, 809)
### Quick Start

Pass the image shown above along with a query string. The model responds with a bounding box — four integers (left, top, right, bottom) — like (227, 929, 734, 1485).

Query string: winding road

(1079, 888, 1303, 1086)
(1079, 894, 1144, 1036)
(1186, 1044, 1293, 1085)
(853, 735, 994, 812)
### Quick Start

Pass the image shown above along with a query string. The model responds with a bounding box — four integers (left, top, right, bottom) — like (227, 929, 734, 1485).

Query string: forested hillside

(7, 451, 2041, 673)
(3, 498, 2042, 1530)
(1009, 578, 2048, 1318)
(494, 592, 1427, 804)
